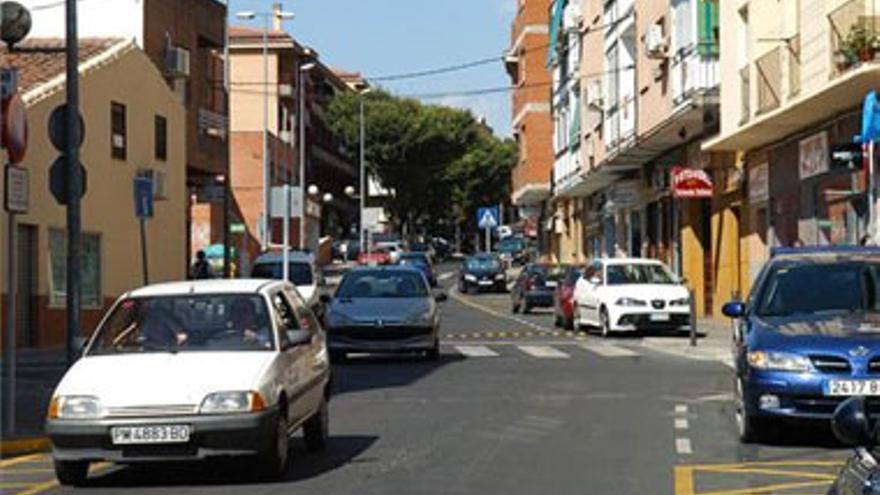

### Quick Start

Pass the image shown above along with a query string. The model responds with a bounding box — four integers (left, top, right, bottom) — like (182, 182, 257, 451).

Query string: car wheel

(511, 296, 520, 314)
(256, 409, 289, 480)
(735, 378, 772, 444)
(600, 307, 611, 338)
(303, 396, 329, 452)
(54, 459, 89, 486)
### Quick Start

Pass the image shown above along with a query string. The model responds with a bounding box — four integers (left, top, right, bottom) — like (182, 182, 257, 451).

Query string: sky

(231, 0, 518, 136)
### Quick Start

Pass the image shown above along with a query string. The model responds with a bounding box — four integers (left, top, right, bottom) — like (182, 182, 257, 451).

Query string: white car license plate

(825, 380, 880, 396)
(649, 313, 671, 322)
(478, 280, 493, 286)
(545, 281, 558, 288)
(111, 425, 190, 445)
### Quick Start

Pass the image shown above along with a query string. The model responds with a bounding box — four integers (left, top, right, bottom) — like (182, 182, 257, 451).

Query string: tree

(319, 89, 517, 236)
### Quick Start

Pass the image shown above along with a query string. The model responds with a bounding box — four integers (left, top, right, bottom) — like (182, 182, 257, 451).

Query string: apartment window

(154, 115, 167, 161)
(671, 0, 695, 55)
(111, 102, 127, 160)
(49, 228, 102, 308)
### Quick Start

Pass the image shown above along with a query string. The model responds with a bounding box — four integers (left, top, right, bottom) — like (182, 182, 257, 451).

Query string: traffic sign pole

(64, 0, 82, 367)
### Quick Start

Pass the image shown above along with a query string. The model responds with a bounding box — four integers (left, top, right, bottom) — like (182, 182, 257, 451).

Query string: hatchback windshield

(498, 239, 524, 252)
(400, 254, 430, 267)
(88, 294, 275, 355)
(606, 263, 676, 285)
(252, 262, 313, 286)
(757, 262, 880, 317)
(337, 270, 428, 298)
(466, 257, 501, 271)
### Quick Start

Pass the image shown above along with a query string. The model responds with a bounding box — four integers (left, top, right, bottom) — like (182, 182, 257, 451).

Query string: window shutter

(698, 0, 720, 56)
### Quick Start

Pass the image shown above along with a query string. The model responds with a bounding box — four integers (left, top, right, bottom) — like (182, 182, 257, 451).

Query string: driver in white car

(229, 297, 271, 347)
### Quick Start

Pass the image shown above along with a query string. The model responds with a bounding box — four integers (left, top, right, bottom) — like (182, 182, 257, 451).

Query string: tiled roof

(1, 38, 123, 94)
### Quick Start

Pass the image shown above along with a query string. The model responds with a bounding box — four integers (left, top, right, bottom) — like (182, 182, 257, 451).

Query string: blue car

(399, 252, 437, 287)
(723, 246, 880, 443)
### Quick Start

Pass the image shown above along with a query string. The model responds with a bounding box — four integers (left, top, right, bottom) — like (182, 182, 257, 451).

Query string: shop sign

(671, 166, 713, 199)
(798, 131, 829, 180)
(748, 162, 769, 203)
(830, 143, 864, 171)
(610, 181, 642, 209)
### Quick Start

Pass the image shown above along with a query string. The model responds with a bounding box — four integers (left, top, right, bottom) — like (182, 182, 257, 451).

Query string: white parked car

(374, 241, 404, 264)
(251, 251, 324, 315)
(572, 258, 692, 337)
(46, 280, 331, 486)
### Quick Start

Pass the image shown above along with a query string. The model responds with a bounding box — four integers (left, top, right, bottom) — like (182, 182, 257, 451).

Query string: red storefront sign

(671, 166, 714, 199)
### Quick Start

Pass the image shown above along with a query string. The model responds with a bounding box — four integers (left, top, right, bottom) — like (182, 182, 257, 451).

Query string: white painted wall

(22, 0, 145, 46)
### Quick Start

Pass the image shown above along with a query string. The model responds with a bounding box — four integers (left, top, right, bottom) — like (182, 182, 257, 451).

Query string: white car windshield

(606, 264, 676, 285)
(87, 294, 275, 355)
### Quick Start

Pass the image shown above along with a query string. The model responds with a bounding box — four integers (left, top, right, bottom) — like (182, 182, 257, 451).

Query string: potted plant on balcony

(838, 25, 878, 67)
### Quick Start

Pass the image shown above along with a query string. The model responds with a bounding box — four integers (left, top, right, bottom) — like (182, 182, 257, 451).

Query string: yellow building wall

(0, 43, 186, 347)
(680, 201, 706, 316)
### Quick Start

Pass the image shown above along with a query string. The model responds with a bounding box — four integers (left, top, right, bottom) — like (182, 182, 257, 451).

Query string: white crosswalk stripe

(516, 345, 570, 359)
(454, 345, 500, 357)
(579, 343, 640, 358)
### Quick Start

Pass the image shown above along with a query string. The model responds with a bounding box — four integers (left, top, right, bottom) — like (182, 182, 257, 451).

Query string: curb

(0, 436, 50, 458)
(640, 338, 735, 369)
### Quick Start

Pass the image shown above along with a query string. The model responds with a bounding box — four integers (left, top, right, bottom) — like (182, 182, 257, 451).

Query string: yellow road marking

(512, 332, 520, 338)
(15, 478, 59, 495)
(674, 465, 695, 495)
(1, 468, 55, 474)
(684, 460, 842, 470)
(0, 482, 39, 488)
(698, 480, 830, 495)
(0, 453, 46, 468)
(702, 466, 836, 481)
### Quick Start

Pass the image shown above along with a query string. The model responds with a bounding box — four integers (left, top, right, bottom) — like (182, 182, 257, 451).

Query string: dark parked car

(553, 264, 584, 329)
(722, 246, 880, 443)
(323, 266, 445, 361)
(458, 254, 506, 293)
(399, 252, 437, 287)
(511, 264, 566, 314)
(827, 396, 880, 495)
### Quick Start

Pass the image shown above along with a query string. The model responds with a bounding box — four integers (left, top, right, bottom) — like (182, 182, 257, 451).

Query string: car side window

(592, 262, 605, 284)
(284, 287, 320, 336)
(271, 291, 300, 332)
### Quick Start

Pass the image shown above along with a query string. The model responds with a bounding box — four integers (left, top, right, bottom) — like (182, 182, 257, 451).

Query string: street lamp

(298, 61, 317, 250)
(235, 8, 295, 252)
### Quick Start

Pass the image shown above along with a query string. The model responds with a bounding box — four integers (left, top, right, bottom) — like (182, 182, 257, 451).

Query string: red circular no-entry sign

(2, 93, 28, 164)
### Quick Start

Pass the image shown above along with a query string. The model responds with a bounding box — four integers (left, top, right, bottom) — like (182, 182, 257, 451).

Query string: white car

(572, 258, 692, 337)
(251, 251, 324, 314)
(374, 241, 404, 264)
(46, 280, 331, 486)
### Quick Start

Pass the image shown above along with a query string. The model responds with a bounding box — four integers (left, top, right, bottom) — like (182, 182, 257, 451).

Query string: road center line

(675, 438, 692, 455)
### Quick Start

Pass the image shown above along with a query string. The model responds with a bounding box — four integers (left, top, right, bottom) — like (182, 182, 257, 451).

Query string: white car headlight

(49, 395, 104, 419)
(495, 273, 506, 280)
(200, 391, 266, 414)
(615, 297, 647, 307)
(669, 297, 690, 307)
(464, 274, 477, 282)
(747, 351, 812, 372)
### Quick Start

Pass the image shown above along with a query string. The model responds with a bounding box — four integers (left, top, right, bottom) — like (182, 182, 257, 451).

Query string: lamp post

(358, 88, 371, 256)
(235, 9, 294, 252)
(298, 61, 317, 250)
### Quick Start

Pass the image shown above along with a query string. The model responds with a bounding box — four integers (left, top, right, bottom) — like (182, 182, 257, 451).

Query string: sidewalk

(1, 347, 67, 454)
(639, 318, 735, 368)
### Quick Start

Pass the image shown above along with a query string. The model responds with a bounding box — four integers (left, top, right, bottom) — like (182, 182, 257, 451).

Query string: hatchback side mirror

(722, 301, 746, 318)
(832, 396, 875, 447)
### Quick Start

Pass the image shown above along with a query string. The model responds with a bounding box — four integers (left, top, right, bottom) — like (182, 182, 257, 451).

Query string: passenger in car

(230, 298, 271, 346)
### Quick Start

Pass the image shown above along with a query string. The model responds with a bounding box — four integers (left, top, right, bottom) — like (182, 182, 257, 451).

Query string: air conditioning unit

(644, 24, 668, 59)
(278, 83, 294, 98)
(563, 3, 583, 31)
(164, 46, 190, 78)
(138, 169, 168, 201)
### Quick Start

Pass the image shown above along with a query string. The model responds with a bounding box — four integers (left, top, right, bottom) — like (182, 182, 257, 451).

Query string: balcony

(198, 107, 228, 140)
(829, 0, 880, 79)
(670, 47, 719, 105)
(739, 65, 750, 125)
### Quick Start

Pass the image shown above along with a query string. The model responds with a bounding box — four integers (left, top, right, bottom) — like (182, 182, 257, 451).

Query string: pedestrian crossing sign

(477, 207, 499, 230)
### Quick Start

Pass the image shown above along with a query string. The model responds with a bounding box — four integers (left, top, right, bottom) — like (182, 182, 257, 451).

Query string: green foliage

(319, 89, 517, 233)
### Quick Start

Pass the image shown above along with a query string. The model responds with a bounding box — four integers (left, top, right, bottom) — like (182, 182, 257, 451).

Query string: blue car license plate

(824, 379, 880, 396)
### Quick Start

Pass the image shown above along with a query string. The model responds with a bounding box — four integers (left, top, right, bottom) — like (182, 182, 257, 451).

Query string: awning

(546, 0, 566, 67)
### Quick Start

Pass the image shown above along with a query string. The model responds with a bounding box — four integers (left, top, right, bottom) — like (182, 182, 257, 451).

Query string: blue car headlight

(747, 351, 812, 372)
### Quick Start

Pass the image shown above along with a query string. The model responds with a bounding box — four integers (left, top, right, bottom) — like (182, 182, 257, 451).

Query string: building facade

(29, 0, 230, 268)
(505, 0, 554, 253)
(0, 39, 186, 349)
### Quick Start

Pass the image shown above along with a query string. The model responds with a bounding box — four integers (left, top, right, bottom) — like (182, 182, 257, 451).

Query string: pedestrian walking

(190, 250, 215, 280)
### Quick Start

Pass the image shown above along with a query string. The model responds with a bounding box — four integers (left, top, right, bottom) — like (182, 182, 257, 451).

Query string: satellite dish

(1, 2, 32, 48)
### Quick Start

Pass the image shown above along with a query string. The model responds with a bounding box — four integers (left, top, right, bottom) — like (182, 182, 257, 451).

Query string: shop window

(111, 102, 127, 160)
(49, 228, 102, 308)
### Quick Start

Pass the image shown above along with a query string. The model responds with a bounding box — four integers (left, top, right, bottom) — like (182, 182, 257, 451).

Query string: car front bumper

(607, 307, 690, 331)
(462, 278, 506, 291)
(328, 326, 437, 353)
(46, 406, 279, 463)
(524, 290, 554, 307)
(741, 369, 880, 420)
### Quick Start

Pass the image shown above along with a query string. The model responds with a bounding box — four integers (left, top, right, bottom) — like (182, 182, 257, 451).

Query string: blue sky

(231, 0, 518, 136)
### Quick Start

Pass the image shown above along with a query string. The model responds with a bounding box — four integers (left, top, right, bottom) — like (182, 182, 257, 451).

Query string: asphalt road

(0, 263, 850, 495)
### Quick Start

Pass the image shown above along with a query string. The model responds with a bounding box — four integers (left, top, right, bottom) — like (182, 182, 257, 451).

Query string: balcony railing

(755, 47, 782, 115)
(739, 65, 750, 124)
(670, 46, 719, 104)
(788, 34, 801, 98)
(829, 0, 880, 79)
(198, 108, 228, 140)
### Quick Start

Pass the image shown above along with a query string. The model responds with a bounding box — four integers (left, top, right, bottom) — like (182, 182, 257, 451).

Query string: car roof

(253, 251, 314, 264)
(601, 257, 664, 266)
(347, 265, 420, 273)
(770, 246, 880, 261)
(127, 279, 286, 298)
(401, 252, 430, 258)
